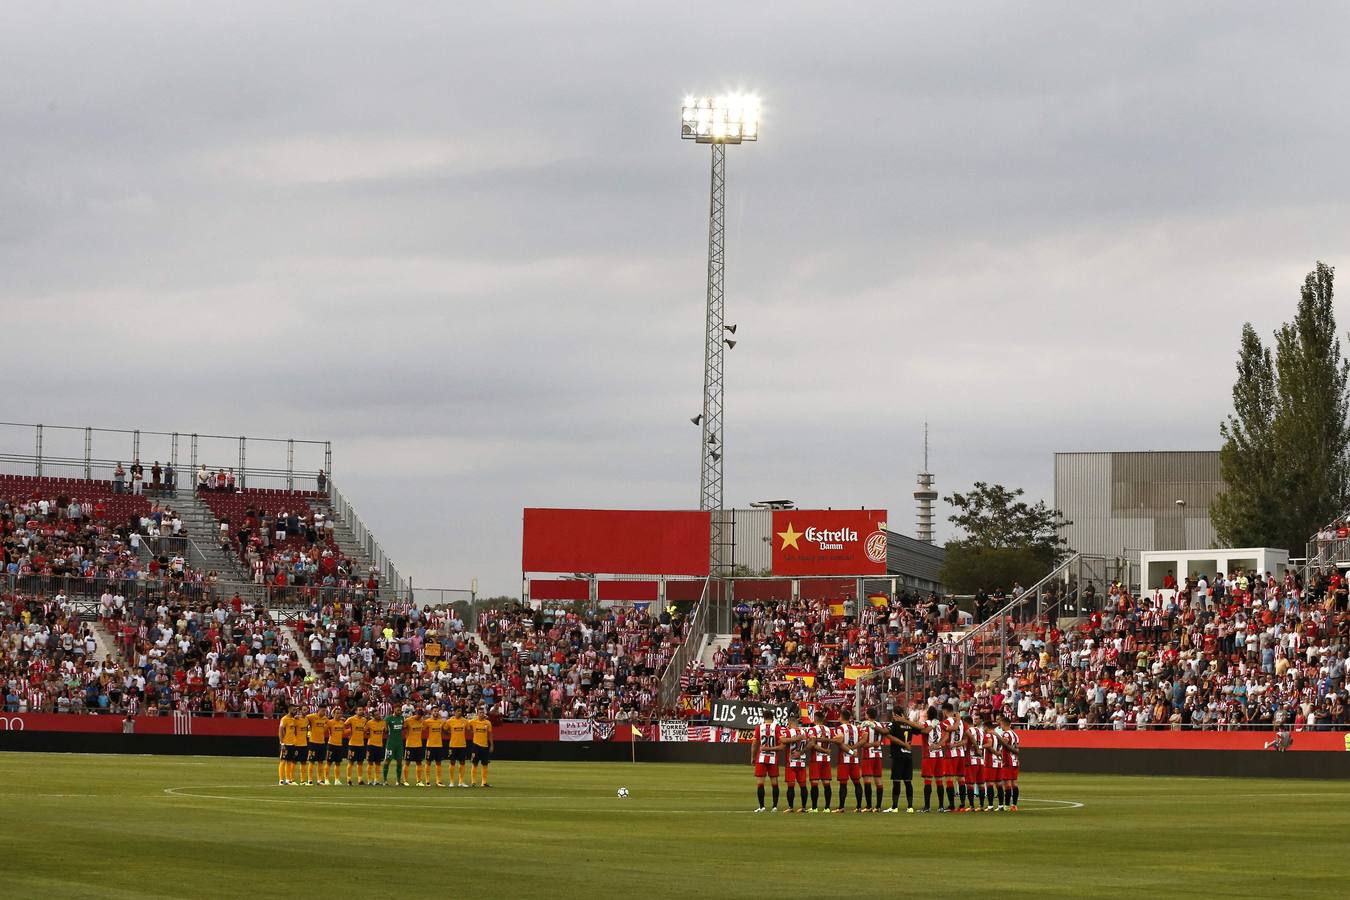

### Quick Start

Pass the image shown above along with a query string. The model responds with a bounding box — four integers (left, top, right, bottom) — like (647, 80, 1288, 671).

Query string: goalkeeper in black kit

(884, 703, 925, 813)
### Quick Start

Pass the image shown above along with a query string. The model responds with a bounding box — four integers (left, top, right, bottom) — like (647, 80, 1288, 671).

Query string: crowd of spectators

(977, 569, 1349, 730)
(479, 602, 684, 721)
(672, 593, 949, 717)
(1, 476, 212, 588)
(285, 597, 494, 718)
(101, 589, 309, 716)
(201, 489, 377, 598)
(0, 591, 113, 713)
(111, 460, 177, 497)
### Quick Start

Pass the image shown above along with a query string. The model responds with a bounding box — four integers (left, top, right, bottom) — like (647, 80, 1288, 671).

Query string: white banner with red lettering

(559, 718, 594, 741)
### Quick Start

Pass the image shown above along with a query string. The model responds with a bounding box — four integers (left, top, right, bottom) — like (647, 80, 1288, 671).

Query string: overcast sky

(3, 2, 1348, 595)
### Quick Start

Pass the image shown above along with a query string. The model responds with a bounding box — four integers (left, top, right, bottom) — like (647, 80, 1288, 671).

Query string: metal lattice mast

(700, 142, 727, 569)
(681, 93, 759, 576)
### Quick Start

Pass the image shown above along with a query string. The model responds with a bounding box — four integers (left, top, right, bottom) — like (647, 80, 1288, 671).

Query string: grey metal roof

(887, 531, 945, 589)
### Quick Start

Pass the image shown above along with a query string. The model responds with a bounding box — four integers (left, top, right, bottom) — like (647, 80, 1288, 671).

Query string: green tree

(1214, 262, 1350, 552)
(938, 545, 1052, 596)
(938, 482, 1070, 592)
(1272, 262, 1350, 551)
(1212, 324, 1278, 546)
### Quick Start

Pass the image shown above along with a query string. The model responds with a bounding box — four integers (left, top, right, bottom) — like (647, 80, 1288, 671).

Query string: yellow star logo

(777, 522, 803, 551)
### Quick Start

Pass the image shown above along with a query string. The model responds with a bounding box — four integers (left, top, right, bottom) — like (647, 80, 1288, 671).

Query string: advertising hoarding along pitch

(770, 509, 888, 576)
(522, 508, 711, 576)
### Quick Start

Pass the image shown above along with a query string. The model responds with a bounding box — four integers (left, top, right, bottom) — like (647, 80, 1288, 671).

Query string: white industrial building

(1054, 450, 1225, 563)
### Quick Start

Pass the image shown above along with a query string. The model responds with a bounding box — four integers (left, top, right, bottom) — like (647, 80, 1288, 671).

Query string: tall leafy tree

(1212, 324, 1277, 545)
(1214, 262, 1350, 552)
(938, 482, 1070, 592)
(1270, 262, 1350, 551)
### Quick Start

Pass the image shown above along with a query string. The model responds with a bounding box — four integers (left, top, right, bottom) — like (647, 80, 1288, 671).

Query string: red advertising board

(771, 510, 888, 576)
(522, 509, 710, 576)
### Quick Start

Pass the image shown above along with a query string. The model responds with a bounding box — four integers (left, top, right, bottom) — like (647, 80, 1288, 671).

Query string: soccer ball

(616, 787, 630, 798)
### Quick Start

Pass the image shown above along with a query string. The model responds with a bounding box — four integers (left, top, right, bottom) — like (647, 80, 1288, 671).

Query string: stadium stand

(4, 463, 1344, 730)
(478, 603, 686, 720)
(991, 570, 1349, 730)
(671, 593, 949, 717)
(282, 599, 498, 715)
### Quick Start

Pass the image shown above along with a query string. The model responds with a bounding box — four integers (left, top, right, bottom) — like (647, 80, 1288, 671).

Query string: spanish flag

(784, 671, 816, 688)
(868, 594, 889, 608)
(843, 665, 873, 686)
(828, 603, 848, 617)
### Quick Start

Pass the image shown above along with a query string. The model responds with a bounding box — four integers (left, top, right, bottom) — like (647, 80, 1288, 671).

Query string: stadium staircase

(88, 619, 128, 667)
(280, 626, 317, 677)
(699, 634, 732, 668)
(166, 491, 263, 596)
(176, 485, 401, 603)
(470, 632, 495, 669)
(861, 552, 1130, 704)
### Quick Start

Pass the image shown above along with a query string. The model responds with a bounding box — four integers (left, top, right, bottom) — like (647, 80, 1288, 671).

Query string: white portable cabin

(1140, 547, 1289, 594)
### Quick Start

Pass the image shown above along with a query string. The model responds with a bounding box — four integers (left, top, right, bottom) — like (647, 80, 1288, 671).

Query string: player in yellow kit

(365, 715, 388, 785)
(324, 706, 346, 784)
(292, 707, 311, 785)
(425, 710, 447, 787)
(305, 707, 328, 786)
(277, 710, 303, 785)
(404, 707, 426, 786)
(344, 707, 369, 785)
(447, 708, 471, 787)
(470, 707, 494, 788)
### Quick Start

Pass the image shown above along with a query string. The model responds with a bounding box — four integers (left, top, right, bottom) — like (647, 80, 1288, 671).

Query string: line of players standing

(277, 704, 495, 788)
(749, 701, 1021, 814)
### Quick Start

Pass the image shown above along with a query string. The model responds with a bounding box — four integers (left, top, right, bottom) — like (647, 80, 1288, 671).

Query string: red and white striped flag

(688, 725, 713, 742)
(172, 711, 192, 735)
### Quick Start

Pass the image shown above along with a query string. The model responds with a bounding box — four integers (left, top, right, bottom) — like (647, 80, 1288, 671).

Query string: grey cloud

(3, 2, 1348, 593)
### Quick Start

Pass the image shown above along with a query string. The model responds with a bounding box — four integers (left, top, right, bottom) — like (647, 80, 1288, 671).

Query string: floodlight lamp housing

(681, 94, 760, 144)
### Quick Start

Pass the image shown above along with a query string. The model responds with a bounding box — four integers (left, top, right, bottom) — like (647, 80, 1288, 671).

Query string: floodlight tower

(681, 93, 759, 573)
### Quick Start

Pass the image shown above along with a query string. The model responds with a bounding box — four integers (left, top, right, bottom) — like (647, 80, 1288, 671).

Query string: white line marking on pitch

(161, 786, 1083, 813)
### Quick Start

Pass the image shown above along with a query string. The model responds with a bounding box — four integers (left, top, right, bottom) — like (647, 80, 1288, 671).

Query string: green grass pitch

(0, 752, 1347, 898)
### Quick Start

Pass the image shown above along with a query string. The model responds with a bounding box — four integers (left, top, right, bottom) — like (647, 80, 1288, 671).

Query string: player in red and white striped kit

(984, 713, 1005, 809)
(860, 707, 888, 812)
(782, 711, 813, 813)
(920, 706, 946, 813)
(805, 710, 836, 813)
(996, 712, 1021, 810)
(751, 714, 785, 812)
(963, 712, 988, 812)
(941, 702, 965, 812)
(831, 708, 865, 813)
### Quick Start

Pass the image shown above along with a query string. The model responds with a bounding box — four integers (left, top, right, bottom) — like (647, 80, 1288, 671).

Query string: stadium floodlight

(680, 94, 761, 144)
(683, 90, 760, 575)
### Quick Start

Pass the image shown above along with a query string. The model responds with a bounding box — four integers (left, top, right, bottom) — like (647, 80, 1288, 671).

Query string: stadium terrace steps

(87, 619, 129, 667)
(180, 489, 385, 600)
(280, 625, 317, 677)
(166, 491, 259, 588)
(470, 632, 495, 669)
(699, 633, 734, 669)
(308, 498, 384, 584)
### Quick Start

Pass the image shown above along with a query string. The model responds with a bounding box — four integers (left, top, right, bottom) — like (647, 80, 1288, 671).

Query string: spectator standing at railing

(151, 462, 162, 496)
(196, 465, 209, 492)
(316, 469, 327, 495)
(163, 463, 175, 497)
(130, 459, 144, 496)
(113, 462, 126, 494)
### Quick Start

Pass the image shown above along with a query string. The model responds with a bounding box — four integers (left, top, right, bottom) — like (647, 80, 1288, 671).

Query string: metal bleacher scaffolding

(0, 419, 406, 597)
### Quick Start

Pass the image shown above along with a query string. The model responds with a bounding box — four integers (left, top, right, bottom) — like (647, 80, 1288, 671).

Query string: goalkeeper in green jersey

(382, 706, 407, 786)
